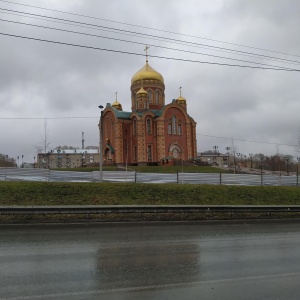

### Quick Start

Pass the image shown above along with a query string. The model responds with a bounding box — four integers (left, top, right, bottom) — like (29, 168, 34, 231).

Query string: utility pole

(82, 132, 85, 150)
(98, 105, 104, 182)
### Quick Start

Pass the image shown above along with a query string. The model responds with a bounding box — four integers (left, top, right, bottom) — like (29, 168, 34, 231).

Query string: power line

(1, 11, 299, 68)
(0, 116, 98, 119)
(1, 7, 300, 66)
(1, 32, 299, 72)
(0, 115, 297, 148)
(2, 18, 299, 69)
(3, 10, 291, 64)
(197, 133, 299, 148)
(1, 0, 300, 59)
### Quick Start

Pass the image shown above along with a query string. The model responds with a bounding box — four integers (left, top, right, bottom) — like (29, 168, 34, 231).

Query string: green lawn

(53, 165, 229, 173)
(0, 181, 299, 206)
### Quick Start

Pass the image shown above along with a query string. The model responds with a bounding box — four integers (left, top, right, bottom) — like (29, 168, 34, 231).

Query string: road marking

(3, 271, 300, 299)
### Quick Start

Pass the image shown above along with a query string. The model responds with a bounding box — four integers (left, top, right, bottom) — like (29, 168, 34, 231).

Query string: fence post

(220, 173, 222, 185)
(177, 171, 179, 184)
(135, 171, 137, 183)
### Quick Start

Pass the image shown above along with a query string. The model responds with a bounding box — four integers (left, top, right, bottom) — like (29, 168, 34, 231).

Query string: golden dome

(112, 99, 122, 111)
(131, 62, 164, 85)
(136, 87, 148, 95)
(176, 95, 186, 105)
(176, 87, 186, 105)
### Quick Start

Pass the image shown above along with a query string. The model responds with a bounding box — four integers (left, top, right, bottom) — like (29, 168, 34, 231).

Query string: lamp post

(57, 149, 61, 168)
(259, 154, 264, 186)
(233, 150, 236, 174)
(98, 105, 104, 182)
(297, 157, 300, 186)
(285, 155, 290, 176)
(21, 155, 24, 168)
(213, 146, 218, 165)
(225, 147, 230, 167)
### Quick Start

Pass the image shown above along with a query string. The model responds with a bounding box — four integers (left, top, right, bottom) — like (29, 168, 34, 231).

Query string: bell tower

(130, 46, 165, 111)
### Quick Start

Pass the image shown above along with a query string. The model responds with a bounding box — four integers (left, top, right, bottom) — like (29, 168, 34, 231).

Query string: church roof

(112, 108, 131, 119)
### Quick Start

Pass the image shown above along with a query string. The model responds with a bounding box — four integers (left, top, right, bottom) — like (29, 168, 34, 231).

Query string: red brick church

(100, 52, 197, 165)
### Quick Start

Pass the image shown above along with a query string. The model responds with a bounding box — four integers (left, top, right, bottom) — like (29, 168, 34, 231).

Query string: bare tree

(33, 118, 50, 154)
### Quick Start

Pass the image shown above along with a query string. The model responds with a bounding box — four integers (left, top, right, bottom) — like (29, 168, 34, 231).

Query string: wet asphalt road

(1, 220, 300, 300)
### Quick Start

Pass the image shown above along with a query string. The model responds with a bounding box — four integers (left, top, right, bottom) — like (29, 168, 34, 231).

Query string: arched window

(155, 90, 159, 103)
(148, 90, 152, 102)
(146, 118, 151, 134)
(178, 123, 182, 135)
(168, 123, 172, 134)
(172, 116, 177, 135)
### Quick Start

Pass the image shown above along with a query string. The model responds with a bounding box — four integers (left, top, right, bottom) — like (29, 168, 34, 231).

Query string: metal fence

(0, 168, 299, 186)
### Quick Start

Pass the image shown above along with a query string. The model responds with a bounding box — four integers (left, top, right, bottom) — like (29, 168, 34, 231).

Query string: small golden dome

(176, 87, 186, 105)
(131, 62, 164, 85)
(112, 100, 122, 111)
(176, 96, 186, 105)
(136, 87, 148, 95)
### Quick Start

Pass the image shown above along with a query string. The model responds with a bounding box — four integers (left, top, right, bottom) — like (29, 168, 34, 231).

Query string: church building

(100, 51, 197, 165)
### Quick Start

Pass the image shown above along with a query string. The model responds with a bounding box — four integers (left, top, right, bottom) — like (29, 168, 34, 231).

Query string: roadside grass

(0, 181, 299, 206)
(52, 165, 229, 173)
(128, 165, 229, 173)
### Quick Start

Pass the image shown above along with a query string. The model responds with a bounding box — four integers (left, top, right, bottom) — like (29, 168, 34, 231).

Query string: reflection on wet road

(1, 221, 300, 299)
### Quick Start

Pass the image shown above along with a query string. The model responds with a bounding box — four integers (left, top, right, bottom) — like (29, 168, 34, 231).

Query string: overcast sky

(1, 0, 300, 164)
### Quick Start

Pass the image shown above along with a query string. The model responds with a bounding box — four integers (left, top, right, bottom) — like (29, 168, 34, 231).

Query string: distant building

(36, 149, 100, 169)
(99, 53, 197, 166)
(198, 151, 230, 166)
(0, 154, 16, 167)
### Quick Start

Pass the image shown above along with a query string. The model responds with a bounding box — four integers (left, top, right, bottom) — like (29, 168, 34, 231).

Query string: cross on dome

(144, 45, 149, 63)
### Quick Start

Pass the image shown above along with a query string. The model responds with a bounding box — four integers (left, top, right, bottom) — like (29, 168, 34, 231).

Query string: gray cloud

(0, 0, 300, 163)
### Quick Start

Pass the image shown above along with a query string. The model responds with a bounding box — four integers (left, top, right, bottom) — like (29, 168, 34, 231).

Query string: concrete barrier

(1, 205, 300, 215)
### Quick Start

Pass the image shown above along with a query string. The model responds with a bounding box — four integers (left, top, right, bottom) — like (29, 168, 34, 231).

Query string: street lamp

(233, 150, 236, 174)
(98, 105, 104, 182)
(21, 155, 24, 168)
(259, 154, 264, 186)
(57, 149, 61, 168)
(213, 145, 218, 153)
(297, 157, 300, 186)
(285, 155, 291, 176)
(225, 146, 230, 167)
(213, 145, 218, 165)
